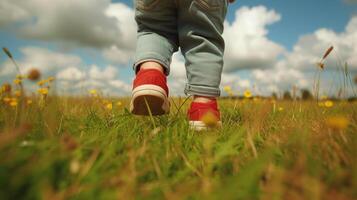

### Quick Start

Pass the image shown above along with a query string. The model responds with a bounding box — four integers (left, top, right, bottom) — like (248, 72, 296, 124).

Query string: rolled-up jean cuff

(184, 84, 221, 97)
(133, 53, 171, 75)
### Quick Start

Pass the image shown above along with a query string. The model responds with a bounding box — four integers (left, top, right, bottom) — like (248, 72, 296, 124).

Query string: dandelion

(38, 88, 49, 95)
(9, 99, 18, 107)
(1, 83, 11, 93)
(89, 89, 97, 95)
(27, 68, 41, 81)
(224, 86, 232, 93)
(324, 100, 334, 108)
(201, 111, 219, 128)
(223, 86, 234, 96)
(37, 80, 46, 86)
(244, 90, 252, 98)
(106, 102, 113, 110)
(326, 116, 349, 130)
(16, 75, 26, 80)
(14, 90, 21, 97)
(3, 97, 11, 103)
(13, 79, 22, 85)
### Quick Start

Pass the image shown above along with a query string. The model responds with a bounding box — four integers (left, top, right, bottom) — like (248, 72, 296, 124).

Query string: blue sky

(0, 0, 356, 96)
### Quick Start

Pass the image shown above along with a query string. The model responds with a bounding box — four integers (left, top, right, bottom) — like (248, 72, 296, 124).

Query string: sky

(0, 0, 356, 97)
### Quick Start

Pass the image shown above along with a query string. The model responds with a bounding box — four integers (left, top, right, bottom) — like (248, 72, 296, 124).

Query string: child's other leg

(134, 0, 179, 75)
(178, 0, 227, 99)
(178, 0, 228, 129)
(131, 0, 178, 115)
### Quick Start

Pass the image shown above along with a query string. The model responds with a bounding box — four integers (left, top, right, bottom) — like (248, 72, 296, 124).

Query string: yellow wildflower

(324, 100, 334, 108)
(244, 90, 252, 98)
(9, 99, 18, 107)
(3, 97, 11, 103)
(14, 90, 21, 97)
(37, 80, 46, 86)
(1, 83, 11, 93)
(38, 88, 49, 95)
(106, 103, 113, 110)
(201, 111, 219, 128)
(13, 79, 22, 85)
(326, 116, 349, 130)
(89, 89, 97, 95)
(223, 86, 232, 92)
(16, 74, 25, 79)
(116, 101, 123, 107)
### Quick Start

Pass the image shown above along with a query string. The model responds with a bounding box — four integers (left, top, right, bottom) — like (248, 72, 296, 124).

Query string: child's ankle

(193, 96, 217, 103)
(139, 61, 165, 74)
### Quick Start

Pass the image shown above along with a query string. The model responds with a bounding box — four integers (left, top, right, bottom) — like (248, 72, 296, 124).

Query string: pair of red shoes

(130, 69, 221, 130)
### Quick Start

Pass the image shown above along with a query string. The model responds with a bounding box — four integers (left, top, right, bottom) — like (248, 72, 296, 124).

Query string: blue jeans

(134, 0, 228, 97)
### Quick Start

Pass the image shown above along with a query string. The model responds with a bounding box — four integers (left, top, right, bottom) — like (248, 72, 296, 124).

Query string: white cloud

(0, 0, 136, 66)
(56, 67, 85, 81)
(89, 65, 118, 80)
(0, 47, 82, 77)
(105, 3, 136, 50)
(109, 80, 131, 92)
(102, 45, 135, 65)
(0, 46, 131, 96)
(282, 16, 357, 71)
(251, 63, 310, 95)
(223, 6, 285, 72)
(102, 2, 137, 65)
(11, 0, 120, 48)
(0, 1, 29, 26)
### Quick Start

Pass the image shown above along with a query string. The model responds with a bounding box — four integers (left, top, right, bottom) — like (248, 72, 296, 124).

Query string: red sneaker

(187, 100, 222, 130)
(130, 69, 170, 115)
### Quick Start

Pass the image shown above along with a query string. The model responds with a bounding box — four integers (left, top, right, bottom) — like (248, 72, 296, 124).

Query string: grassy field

(0, 95, 356, 200)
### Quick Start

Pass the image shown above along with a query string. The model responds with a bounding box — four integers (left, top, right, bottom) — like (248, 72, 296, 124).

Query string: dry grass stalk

(322, 46, 334, 60)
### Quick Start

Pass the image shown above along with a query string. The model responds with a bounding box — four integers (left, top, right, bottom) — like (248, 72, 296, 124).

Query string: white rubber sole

(189, 121, 222, 131)
(130, 84, 169, 116)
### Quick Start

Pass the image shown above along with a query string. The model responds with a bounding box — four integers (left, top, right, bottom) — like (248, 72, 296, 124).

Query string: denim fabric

(134, 0, 227, 97)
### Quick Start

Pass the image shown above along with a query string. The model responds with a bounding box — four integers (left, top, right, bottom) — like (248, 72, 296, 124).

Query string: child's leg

(134, 0, 179, 75)
(177, 0, 228, 98)
(131, 0, 178, 115)
(178, 0, 228, 129)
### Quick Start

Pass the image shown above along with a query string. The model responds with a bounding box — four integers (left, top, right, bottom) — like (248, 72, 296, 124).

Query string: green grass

(0, 97, 356, 200)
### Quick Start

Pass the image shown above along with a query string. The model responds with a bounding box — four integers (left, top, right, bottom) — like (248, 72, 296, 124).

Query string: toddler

(130, 0, 232, 130)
